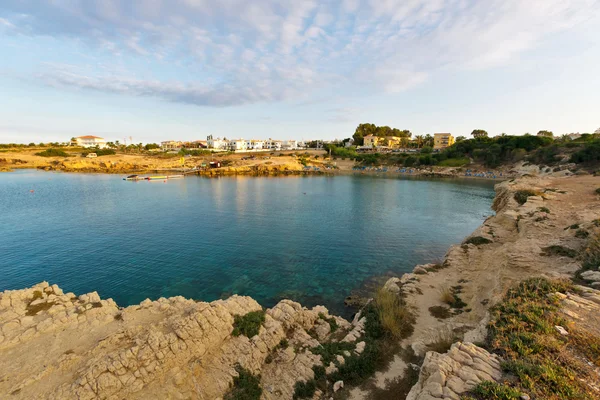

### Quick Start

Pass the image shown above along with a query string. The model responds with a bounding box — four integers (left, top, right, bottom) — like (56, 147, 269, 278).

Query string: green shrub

(575, 229, 589, 239)
(36, 148, 68, 157)
(538, 207, 551, 213)
(541, 245, 577, 258)
(437, 157, 470, 167)
(595, 188, 600, 195)
(293, 380, 316, 399)
(464, 236, 492, 246)
(311, 341, 355, 366)
(232, 310, 265, 338)
(82, 149, 116, 157)
(318, 312, 338, 333)
(224, 365, 262, 400)
(514, 190, 538, 205)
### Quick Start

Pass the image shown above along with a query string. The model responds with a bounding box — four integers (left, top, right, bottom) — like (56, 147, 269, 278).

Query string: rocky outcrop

(0, 282, 358, 399)
(407, 342, 503, 400)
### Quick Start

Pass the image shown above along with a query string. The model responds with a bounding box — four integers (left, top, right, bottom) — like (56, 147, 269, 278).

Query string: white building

(228, 139, 247, 151)
(245, 139, 265, 150)
(73, 136, 107, 149)
(265, 139, 282, 150)
(207, 135, 228, 150)
(282, 140, 298, 150)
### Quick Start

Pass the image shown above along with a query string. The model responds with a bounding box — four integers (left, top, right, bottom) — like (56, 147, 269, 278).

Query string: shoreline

(1, 172, 598, 399)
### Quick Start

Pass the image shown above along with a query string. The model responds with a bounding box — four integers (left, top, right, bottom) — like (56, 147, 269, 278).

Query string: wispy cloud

(1, 0, 599, 107)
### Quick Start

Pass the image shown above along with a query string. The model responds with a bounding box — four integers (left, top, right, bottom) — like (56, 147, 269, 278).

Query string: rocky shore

(1, 172, 599, 399)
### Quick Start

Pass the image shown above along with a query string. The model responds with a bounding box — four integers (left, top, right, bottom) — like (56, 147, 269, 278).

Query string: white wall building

(73, 136, 107, 149)
(282, 140, 298, 150)
(265, 139, 282, 150)
(207, 135, 228, 150)
(228, 139, 247, 151)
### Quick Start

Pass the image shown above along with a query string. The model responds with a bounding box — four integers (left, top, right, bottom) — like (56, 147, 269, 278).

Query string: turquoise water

(0, 170, 495, 316)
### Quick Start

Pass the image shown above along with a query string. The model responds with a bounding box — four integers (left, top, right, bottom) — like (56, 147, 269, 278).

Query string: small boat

(123, 175, 144, 181)
(146, 175, 168, 180)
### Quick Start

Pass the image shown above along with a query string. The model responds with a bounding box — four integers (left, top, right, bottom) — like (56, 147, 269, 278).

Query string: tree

(537, 130, 554, 138)
(594, 127, 600, 137)
(352, 123, 377, 146)
(471, 129, 488, 139)
(455, 136, 466, 143)
(145, 143, 160, 150)
(414, 135, 424, 148)
(423, 134, 434, 148)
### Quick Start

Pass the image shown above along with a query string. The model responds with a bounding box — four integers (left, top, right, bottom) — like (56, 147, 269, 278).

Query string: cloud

(2, 0, 599, 107)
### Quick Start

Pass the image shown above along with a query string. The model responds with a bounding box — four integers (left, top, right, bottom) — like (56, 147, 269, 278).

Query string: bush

(464, 236, 492, 246)
(596, 188, 600, 195)
(318, 313, 338, 333)
(575, 229, 589, 239)
(437, 157, 470, 167)
(35, 148, 68, 157)
(292, 380, 316, 399)
(541, 245, 577, 258)
(82, 149, 116, 157)
(514, 190, 538, 205)
(224, 365, 262, 400)
(232, 310, 265, 338)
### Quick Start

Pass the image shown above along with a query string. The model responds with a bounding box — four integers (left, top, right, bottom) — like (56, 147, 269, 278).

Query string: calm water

(0, 170, 495, 316)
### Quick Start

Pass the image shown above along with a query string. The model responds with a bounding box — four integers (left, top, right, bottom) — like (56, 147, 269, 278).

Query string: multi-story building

(363, 135, 379, 147)
(207, 135, 228, 150)
(72, 136, 107, 149)
(265, 139, 282, 151)
(433, 133, 455, 150)
(245, 139, 265, 150)
(282, 140, 298, 150)
(228, 139, 247, 151)
(161, 140, 183, 151)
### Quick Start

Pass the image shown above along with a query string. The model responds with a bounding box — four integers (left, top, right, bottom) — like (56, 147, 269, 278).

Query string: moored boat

(123, 175, 144, 181)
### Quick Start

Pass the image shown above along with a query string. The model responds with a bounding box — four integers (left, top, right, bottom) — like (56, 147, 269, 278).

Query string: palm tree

(414, 135, 424, 148)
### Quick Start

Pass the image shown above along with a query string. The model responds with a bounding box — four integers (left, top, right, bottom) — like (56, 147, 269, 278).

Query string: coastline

(1, 171, 599, 399)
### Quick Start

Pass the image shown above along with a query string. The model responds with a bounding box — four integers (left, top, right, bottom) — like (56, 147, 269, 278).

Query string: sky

(1, 0, 599, 144)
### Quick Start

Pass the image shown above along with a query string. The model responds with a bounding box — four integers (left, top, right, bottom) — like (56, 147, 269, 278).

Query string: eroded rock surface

(0, 283, 355, 399)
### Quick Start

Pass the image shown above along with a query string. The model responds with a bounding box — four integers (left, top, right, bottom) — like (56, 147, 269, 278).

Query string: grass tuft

(374, 288, 415, 339)
(541, 245, 577, 258)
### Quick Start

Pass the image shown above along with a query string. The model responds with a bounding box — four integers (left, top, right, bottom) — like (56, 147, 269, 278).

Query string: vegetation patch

(439, 285, 467, 309)
(538, 207, 551, 213)
(464, 236, 492, 246)
(318, 312, 338, 333)
(35, 148, 68, 157)
(311, 341, 355, 366)
(575, 229, 590, 239)
(484, 277, 600, 399)
(437, 157, 470, 167)
(81, 149, 116, 157)
(596, 188, 600, 195)
(541, 245, 577, 258)
(224, 365, 262, 400)
(292, 379, 316, 399)
(374, 288, 415, 339)
(565, 223, 580, 230)
(232, 310, 265, 338)
(514, 190, 538, 205)
(428, 305, 452, 319)
(26, 300, 54, 316)
(464, 380, 523, 399)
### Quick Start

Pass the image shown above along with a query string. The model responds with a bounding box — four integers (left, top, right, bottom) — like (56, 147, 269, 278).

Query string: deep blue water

(0, 170, 495, 316)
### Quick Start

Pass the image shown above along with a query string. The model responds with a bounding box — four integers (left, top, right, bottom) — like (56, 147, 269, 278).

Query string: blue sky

(1, 0, 599, 144)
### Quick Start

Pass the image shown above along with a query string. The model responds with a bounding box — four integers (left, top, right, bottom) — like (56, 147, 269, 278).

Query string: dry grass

(439, 285, 455, 304)
(374, 288, 415, 339)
